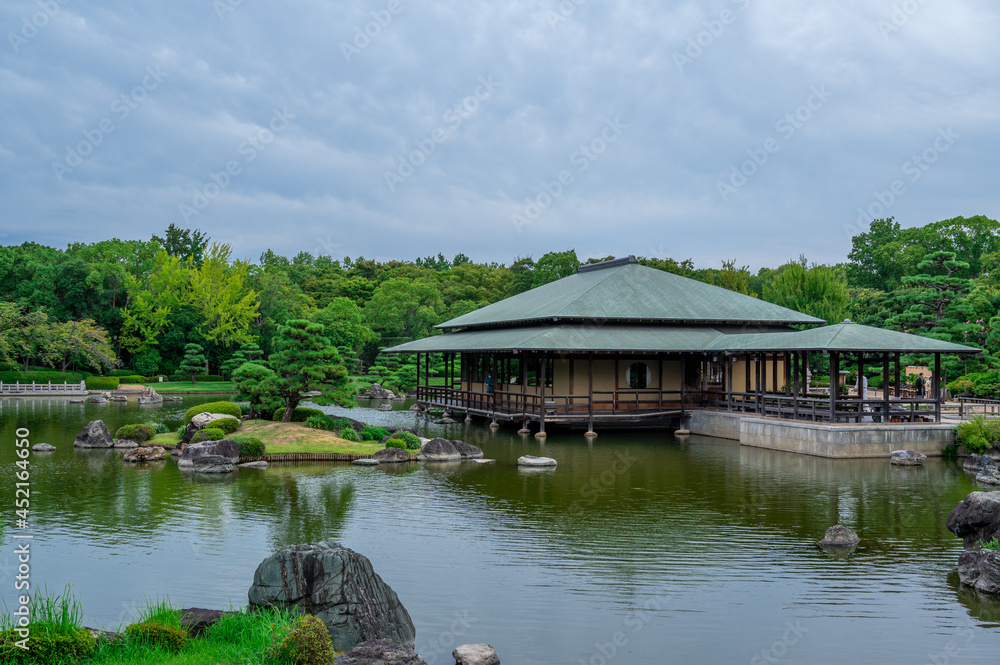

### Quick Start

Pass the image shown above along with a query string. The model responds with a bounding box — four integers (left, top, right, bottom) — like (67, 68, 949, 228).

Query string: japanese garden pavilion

(385, 256, 980, 434)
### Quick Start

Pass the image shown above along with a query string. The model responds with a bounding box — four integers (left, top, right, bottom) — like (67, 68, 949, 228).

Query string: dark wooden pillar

(539, 354, 548, 433)
(829, 352, 838, 422)
(882, 353, 890, 423)
(614, 355, 620, 414)
(894, 353, 901, 398)
(934, 352, 942, 422)
(726, 356, 734, 411)
(857, 353, 864, 424)
(744, 355, 751, 411)
(792, 352, 800, 420)
(802, 352, 809, 395)
(680, 356, 687, 416)
(784, 352, 791, 397)
(588, 353, 595, 433)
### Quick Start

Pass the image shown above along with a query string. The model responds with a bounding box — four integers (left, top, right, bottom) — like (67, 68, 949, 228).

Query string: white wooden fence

(0, 380, 88, 395)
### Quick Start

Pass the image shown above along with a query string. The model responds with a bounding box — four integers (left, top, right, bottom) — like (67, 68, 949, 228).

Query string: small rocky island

(947, 491, 1000, 594)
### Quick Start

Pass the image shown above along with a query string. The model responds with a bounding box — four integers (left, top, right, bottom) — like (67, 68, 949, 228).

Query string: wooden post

(784, 352, 791, 397)
(744, 354, 751, 412)
(658, 356, 664, 410)
(934, 352, 942, 422)
(894, 353, 901, 398)
(792, 352, 800, 421)
(882, 353, 890, 423)
(588, 353, 595, 434)
(614, 355, 620, 414)
(680, 356, 687, 416)
(727, 355, 734, 412)
(539, 354, 547, 434)
(857, 353, 864, 424)
(829, 352, 838, 422)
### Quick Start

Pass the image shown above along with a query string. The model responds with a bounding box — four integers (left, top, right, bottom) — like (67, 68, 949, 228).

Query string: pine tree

(178, 343, 206, 384)
(887, 251, 975, 341)
(269, 320, 349, 421)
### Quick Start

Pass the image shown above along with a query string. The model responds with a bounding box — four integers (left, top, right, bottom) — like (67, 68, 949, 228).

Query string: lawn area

(152, 382, 237, 393)
(149, 432, 181, 447)
(240, 421, 386, 455)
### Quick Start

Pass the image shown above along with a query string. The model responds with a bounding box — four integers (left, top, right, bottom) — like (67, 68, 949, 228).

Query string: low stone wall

(685, 409, 955, 458)
(739, 417, 955, 458)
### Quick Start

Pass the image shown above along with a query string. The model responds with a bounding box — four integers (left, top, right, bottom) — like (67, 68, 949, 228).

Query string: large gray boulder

(817, 525, 860, 547)
(453, 644, 500, 665)
(957, 549, 1000, 595)
(74, 420, 115, 448)
(193, 455, 235, 474)
(947, 491, 1000, 548)
(248, 541, 416, 652)
(452, 440, 484, 460)
(977, 468, 1000, 486)
(964, 454, 998, 473)
(32, 443, 56, 452)
(517, 455, 557, 467)
(373, 447, 410, 464)
(368, 383, 395, 400)
(123, 446, 167, 463)
(417, 438, 462, 462)
(191, 412, 238, 430)
(137, 386, 163, 405)
(890, 450, 927, 466)
(334, 639, 426, 665)
(177, 439, 240, 468)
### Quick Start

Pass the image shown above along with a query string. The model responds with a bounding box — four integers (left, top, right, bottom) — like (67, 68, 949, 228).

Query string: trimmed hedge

(114, 375, 145, 384)
(359, 425, 390, 442)
(233, 436, 266, 458)
(0, 628, 97, 663)
(392, 431, 422, 450)
(123, 622, 187, 652)
(385, 439, 406, 450)
(115, 424, 155, 443)
(272, 407, 325, 422)
(191, 428, 225, 443)
(85, 377, 120, 390)
(184, 401, 242, 424)
(208, 417, 241, 434)
(270, 615, 335, 665)
(0, 371, 84, 384)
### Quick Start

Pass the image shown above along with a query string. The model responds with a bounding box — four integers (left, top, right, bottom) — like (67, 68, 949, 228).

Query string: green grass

(149, 433, 182, 447)
(153, 382, 237, 393)
(981, 537, 1000, 551)
(241, 422, 387, 455)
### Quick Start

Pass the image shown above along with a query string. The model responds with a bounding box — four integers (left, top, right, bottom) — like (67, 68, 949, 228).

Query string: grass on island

(143, 421, 389, 456)
(0, 588, 310, 665)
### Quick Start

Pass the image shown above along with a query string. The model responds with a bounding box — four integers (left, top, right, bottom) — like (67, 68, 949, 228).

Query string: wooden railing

(957, 396, 1000, 419)
(0, 381, 88, 395)
(417, 386, 684, 417)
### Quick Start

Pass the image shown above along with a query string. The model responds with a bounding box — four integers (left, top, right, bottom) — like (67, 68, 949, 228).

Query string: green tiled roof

(385, 321, 981, 355)
(438, 261, 824, 330)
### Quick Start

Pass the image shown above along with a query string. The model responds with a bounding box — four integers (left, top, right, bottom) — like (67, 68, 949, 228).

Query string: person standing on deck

(916, 373, 926, 398)
(485, 372, 495, 397)
(854, 374, 868, 400)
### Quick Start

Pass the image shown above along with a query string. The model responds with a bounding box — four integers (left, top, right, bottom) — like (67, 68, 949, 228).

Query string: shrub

(272, 407, 325, 422)
(115, 424, 155, 443)
(392, 431, 421, 450)
(113, 374, 145, 384)
(330, 417, 355, 430)
(0, 370, 84, 384)
(109, 369, 140, 377)
(270, 615, 336, 665)
(956, 415, 1000, 454)
(305, 414, 336, 431)
(208, 417, 241, 434)
(981, 537, 1000, 551)
(359, 425, 390, 441)
(85, 376, 120, 390)
(385, 439, 406, 450)
(191, 428, 225, 443)
(0, 629, 96, 663)
(234, 436, 266, 458)
(124, 621, 187, 652)
(143, 375, 169, 383)
(184, 401, 242, 424)
(339, 427, 362, 442)
(143, 421, 169, 434)
(195, 374, 225, 382)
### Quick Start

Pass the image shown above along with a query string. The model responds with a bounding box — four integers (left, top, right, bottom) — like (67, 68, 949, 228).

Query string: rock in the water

(948, 491, 1000, 548)
(417, 438, 462, 462)
(517, 455, 557, 467)
(378, 404, 393, 411)
(177, 439, 240, 468)
(114, 440, 139, 449)
(248, 541, 416, 652)
(32, 443, 56, 452)
(472, 459, 496, 464)
(353, 458, 381, 466)
(432, 417, 458, 425)
(181, 422, 200, 444)
(193, 455, 235, 474)
(137, 386, 163, 405)
(239, 461, 269, 469)
(123, 446, 167, 463)
(88, 397, 107, 404)
(965, 455, 998, 473)
(452, 440, 484, 459)
(453, 644, 500, 665)
(890, 449, 927, 466)
(374, 447, 410, 464)
(368, 383, 396, 400)
(977, 468, 1000, 485)
(957, 549, 1000, 595)
(69, 399, 85, 404)
(817, 525, 860, 547)
(74, 420, 115, 448)
(409, 404, 422, 412)
(334, 639, 427, 665)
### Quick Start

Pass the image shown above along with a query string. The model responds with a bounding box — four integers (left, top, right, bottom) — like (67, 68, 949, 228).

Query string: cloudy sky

(1, 0, 997, 269)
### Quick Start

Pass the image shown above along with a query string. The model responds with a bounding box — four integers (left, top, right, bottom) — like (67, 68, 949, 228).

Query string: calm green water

(1, 396, 999, 664)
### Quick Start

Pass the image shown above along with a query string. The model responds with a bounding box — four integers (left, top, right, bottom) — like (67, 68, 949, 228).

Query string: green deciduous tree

(189, 243, 258, 348)
(49, 319, 118, 373)
(762, 259, 849, 324)
(364, 278, 443, 345)
(310, 297, 376, 352)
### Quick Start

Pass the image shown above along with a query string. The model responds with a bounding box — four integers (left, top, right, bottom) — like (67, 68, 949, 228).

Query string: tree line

(0, 216, 996, 390)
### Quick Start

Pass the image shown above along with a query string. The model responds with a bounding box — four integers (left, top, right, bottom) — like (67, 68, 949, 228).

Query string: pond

(1, 395, 998, 664)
